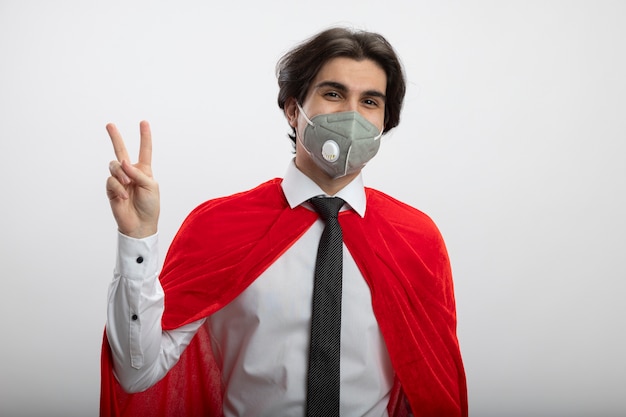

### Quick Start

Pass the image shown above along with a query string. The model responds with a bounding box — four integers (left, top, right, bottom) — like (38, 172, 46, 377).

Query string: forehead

(310, 57, 387, 94)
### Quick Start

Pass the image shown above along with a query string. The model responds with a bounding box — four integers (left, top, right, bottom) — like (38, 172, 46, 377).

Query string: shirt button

(131, 314, 138, 321)
(136, 256, 144, 264)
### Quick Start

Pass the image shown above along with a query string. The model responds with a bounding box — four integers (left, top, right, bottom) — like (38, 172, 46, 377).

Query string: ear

(284, 97, 299, 128)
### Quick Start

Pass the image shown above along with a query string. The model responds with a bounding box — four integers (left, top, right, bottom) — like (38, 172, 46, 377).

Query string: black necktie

(306, 196, 345, 417)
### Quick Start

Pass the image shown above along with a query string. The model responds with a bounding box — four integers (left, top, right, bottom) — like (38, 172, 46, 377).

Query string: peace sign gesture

(106, 121, 160, 239)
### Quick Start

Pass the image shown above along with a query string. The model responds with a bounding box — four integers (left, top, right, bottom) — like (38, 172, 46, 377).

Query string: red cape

(101, 178, 467, 417)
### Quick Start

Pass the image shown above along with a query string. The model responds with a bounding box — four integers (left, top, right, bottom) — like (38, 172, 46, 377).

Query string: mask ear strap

(296, 102, 315, 126)
(374, 126, 384, 140)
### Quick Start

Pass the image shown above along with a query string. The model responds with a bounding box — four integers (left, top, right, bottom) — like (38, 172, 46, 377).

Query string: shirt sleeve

(106, 232, 205, 393)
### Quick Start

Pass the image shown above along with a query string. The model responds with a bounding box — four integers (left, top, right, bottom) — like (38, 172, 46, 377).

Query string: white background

(1, 1, 624, 416)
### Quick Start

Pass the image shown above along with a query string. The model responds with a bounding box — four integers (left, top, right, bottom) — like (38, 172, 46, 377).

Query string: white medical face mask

(297, 103, 384, 179)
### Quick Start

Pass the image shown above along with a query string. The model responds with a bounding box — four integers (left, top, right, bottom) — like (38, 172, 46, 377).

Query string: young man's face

(287, 57, 387, 183)
(296, 57, 387, 133)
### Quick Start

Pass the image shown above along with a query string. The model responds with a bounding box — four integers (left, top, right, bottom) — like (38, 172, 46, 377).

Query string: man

(101, 27, 467, 417)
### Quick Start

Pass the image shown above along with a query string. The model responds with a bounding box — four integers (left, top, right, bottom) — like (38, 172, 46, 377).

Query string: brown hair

(277, 27, 406, 143)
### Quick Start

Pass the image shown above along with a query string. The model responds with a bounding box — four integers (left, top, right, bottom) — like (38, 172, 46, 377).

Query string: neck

(294, 150, 360, 196)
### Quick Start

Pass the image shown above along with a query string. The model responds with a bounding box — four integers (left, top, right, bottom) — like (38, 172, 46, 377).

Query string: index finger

(106, 122, 130, 162)
(138, 120, 152, 166)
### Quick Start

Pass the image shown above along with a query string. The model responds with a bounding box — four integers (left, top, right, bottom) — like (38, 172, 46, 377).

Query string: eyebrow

(314, 81, 387, 101)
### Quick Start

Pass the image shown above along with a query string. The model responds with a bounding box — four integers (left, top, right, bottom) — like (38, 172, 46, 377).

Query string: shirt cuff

(115, 232, 159, 280)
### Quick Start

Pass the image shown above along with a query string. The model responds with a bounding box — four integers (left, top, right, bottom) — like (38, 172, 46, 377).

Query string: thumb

(121, 160, 154, 187)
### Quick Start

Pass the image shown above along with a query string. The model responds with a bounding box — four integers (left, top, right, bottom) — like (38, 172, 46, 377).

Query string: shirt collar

(281, 159, 367, 218)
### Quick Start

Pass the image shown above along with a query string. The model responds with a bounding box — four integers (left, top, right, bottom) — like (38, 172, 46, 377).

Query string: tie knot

(309, 197, 345, 220)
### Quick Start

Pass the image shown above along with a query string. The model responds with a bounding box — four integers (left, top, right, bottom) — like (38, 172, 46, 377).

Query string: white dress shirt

(107, 160, 394, 417)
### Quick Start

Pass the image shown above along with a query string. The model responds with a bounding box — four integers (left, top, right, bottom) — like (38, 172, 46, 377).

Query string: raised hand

(106, 120, 160, 239)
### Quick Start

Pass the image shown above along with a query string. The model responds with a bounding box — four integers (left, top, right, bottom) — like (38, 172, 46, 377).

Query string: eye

(324, 91, 342, 100)
(363, 98, 380, 107)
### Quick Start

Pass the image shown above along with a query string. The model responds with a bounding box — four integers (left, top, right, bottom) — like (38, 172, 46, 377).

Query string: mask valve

(322, 140, 340, 162)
